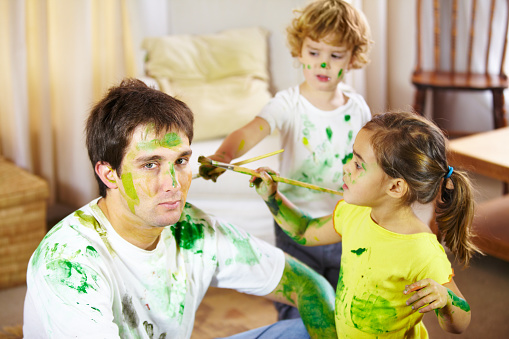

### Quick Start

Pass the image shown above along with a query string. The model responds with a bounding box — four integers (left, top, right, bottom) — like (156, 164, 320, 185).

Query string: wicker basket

(0, 158, 49, 289)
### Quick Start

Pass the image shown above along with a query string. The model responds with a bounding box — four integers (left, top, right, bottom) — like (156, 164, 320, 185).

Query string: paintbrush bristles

(197, 156, 213, 165)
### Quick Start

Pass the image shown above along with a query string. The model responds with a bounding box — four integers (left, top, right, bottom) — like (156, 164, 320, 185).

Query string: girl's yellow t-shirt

(333, 200, 453, 338)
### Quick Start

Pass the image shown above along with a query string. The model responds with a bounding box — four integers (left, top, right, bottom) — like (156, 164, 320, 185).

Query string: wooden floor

(191, 287, 278, 339)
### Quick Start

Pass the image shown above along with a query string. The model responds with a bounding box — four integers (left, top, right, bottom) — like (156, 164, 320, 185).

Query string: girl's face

(298, 36, 353, 92)
(342, 129, 391, 207)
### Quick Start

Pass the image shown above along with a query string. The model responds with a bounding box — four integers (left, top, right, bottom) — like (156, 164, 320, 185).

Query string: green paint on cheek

(307, 64, 311, 69)
(169, 163, 177, 188)
(447, 288, 470, 312)
(121, 172, 140, 213)
(351, 247, 367, 255)
(338, 68, 343, 78)
(350, 294, 398, 334)
(326, 126, 333, 142)
(361, 163, 367, 171)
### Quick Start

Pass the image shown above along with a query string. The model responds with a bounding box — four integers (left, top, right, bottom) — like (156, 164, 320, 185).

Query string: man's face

(114, 124, 192, 228)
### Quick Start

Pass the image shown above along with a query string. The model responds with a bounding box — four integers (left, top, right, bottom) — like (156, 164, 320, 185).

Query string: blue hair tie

(444, 166, 454, 179)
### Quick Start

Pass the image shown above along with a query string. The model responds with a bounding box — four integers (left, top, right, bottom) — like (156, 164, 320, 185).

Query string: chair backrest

(415, 0, 509, 77)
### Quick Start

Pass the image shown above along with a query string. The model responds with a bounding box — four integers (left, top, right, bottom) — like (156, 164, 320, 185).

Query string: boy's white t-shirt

(258, 86, 371, 217)
(23, 199, 285, 339)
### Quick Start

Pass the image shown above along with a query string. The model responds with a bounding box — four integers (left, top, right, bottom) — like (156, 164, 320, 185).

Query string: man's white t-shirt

(23, 198, 285, 339)
(258, 86, 371, 217)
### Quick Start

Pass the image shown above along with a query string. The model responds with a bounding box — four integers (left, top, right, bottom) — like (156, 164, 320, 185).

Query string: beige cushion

(142, 27, 271, 141)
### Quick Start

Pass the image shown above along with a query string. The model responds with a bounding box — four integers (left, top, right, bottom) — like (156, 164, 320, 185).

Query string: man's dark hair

(85, 78, 194, 197)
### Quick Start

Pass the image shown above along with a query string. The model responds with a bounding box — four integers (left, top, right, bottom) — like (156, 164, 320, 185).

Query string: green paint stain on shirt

(351, 247, 367, 255)
(86, 246, 99, 258)
(345, 115, 351, 122)
(447, 288, 471, 312)
(351, 294, 398, 334)
(326, 126, 333, 142)
(121, 172, 139, 213)
(348, 130, 353, 142)
(45, 260, 98, 294)
(171, 207, 205, 250)
(302, 137, 309, 146)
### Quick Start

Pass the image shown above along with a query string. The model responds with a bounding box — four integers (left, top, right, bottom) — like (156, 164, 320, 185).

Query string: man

(23, 78, 336, 339)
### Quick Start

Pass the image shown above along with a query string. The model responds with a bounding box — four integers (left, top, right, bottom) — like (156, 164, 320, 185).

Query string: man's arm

(266, 254, 337, 338)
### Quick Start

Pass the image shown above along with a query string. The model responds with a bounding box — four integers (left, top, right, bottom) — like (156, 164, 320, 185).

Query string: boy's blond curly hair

(287, 0, 372, 69)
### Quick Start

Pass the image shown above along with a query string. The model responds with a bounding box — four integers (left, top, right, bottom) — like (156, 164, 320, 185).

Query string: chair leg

(492, 89, 507, 129)
(413, 87, 426, 116)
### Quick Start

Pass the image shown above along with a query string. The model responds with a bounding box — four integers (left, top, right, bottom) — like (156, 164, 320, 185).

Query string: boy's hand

(250, 167, 278, 200)
(198, 154, 228, 182)
(404, 278, 448, 313)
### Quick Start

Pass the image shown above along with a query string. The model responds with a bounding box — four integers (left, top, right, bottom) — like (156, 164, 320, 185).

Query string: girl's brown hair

(363, 111, 481, 265)
(286, 0, 372, 69)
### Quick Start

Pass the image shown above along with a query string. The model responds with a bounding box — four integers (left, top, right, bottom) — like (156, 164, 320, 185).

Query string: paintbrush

(192, 149, 285, 179)
(198, 157, 343, 196)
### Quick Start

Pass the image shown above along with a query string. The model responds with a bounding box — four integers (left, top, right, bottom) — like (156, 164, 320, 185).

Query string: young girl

(251, 111, 479, 337)
(199, 0, 372, 320)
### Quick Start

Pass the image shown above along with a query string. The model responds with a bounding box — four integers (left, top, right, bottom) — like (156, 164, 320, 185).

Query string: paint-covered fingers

(198, 165, 225, 182)
(404, 279, 448, 313)
(250, 167, 278, 200)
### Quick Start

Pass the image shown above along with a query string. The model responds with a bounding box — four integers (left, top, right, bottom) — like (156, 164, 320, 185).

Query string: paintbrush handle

(213, 162, 343, 196)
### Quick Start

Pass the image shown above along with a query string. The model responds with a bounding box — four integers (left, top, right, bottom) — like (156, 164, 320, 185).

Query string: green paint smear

(326, 126, 333, 142)
(75, 210, 115, 254)
(86, 246, 99, 258)
(307, 64, 311, 69)
(45, 260, 97, 294)
(338, 68, 343, 78)
(169, 163, 177, 188)
(321, 62, 327, 68)
(351, 294, 398, 334)
(218, 224, 261, 266)
(267, 195, 309, 245)
(351, 247, 367, 255)
(171, 205, 205, 250)
(302, 136, 309, 146)
(342, 153, 353, 165)
(447, 288, 471, 312)
(138, 132, 182, 152)
(121, 172, 140, 213)
(348, 130, 353, 142)
(345, 115, 351, 122)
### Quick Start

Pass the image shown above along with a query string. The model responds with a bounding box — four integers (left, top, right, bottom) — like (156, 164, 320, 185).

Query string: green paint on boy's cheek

(121, 172, 139, 213)
(447, 288, 471, 312)
(326, 126, 333, 142)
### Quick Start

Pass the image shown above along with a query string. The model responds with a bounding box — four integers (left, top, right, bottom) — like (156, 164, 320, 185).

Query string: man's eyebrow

(353, 149, 365, 163)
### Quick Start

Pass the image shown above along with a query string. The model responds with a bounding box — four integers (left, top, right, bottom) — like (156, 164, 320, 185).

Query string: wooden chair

(412, 0, 509, 136)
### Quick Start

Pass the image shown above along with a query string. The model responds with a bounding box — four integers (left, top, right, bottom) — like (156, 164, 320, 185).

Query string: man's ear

(386, 177, 408, 199)
(95, 161, 118, 189)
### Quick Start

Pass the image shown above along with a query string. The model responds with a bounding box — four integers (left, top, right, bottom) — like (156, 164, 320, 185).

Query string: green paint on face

(121, 172, 140, 214)
(45, 260, 98, 294)
(338, 68, 343, 78)
(137, 132, 182, 152)
(350, 294, 398, 334)
(326, 126, 333, 142)
(171, 207, 205, 251)
(342, 153, 353, 165)
(321, 62, 327, 68)
(447, 288, 470, 312)
(307, 64, 311, 69)
(361, 163, 367, 171)
(169, 163, 177, 188)
(351, 247, 367, 255)
(345, 115, 351, 122)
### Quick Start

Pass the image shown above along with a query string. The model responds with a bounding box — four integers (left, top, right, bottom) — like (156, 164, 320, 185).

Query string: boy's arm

(199, 117, 270, 181)
(253, 168, 341, 246)
(404, 278, 471, 333)
(266, 254, 337, 339)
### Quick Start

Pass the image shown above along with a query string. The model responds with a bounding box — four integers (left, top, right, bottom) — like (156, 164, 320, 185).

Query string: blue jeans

(217, 318, 310, 339)
(273, 223, 342, 320)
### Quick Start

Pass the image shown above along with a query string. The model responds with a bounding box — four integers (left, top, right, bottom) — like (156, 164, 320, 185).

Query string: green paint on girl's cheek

(326, 126, 333, 142)
(338, 68, 343, 78)
(351, 294, 398, 333)
(121, 172, 139, 213)
(307, 64, 311, 69)
(447, 288, 470, 312)
(361, 163, 367, 171)
(351, 247, 367, 255)
(45, 260, 98, 294)
(169, 163, 177, 188)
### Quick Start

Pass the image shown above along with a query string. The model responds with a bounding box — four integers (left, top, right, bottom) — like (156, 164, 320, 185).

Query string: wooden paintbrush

(198, 156, 343, 196)
(193, 149, 284, 179)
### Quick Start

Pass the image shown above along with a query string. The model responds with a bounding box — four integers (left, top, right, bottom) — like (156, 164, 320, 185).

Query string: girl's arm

(252, 168, 341, 246)
(199, 117, 270, 181)
(404, 278, 471, 334)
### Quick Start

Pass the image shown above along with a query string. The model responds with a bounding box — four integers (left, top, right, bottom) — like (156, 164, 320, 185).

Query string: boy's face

(298, 36, 354, 92)
(113, 124, 193, 228)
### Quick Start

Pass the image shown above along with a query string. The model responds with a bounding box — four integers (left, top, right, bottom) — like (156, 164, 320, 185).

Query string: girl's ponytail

(435, 168, 481, 266)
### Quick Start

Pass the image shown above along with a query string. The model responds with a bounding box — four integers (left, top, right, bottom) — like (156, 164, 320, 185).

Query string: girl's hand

(250, 167, 278, 200)
(404, 278, 449, 313)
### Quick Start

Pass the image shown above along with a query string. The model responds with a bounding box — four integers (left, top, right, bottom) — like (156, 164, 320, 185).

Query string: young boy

(199, 0, 372, 320)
